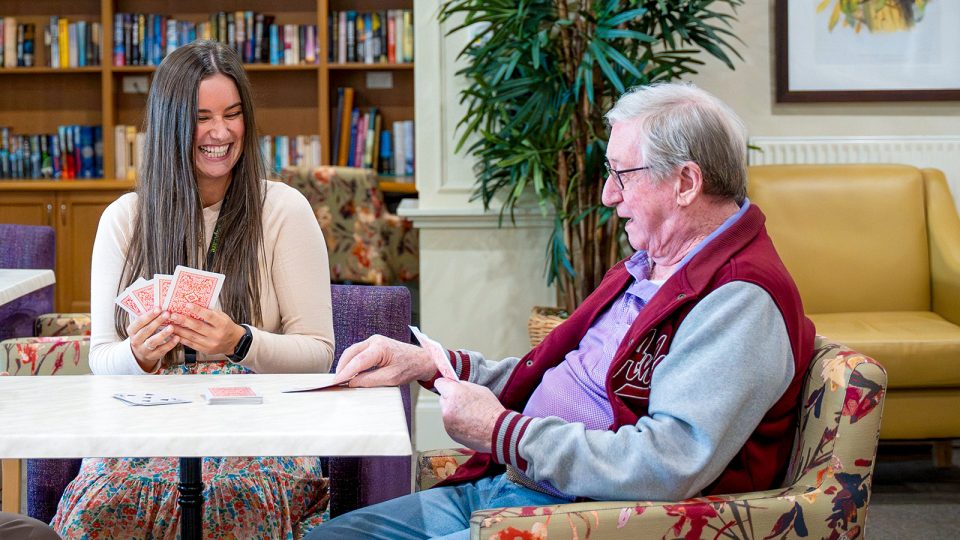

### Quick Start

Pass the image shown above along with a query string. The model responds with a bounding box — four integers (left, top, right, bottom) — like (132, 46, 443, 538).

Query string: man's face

(602, 120, 678, 254)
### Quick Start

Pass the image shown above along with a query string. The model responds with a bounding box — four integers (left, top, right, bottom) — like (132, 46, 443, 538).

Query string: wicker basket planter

(527, 306, 569, 347)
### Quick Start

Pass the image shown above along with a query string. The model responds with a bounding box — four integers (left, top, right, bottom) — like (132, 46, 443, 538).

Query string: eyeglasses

(604, 158, 650, 190)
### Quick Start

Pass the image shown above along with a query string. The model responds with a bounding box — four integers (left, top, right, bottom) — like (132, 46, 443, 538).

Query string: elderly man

(307, 82, 814, 540)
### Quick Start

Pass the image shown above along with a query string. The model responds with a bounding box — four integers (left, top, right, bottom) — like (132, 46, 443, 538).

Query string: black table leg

(178, 457, 204, 540)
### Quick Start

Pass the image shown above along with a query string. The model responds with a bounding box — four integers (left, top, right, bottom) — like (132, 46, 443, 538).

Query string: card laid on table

(113, 392, 191, 406)
(410, 325, 458, 381)
(162, 265, 226, 316)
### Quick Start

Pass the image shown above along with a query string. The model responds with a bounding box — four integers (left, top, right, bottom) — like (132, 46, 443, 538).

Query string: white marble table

(0, 268, 55, 306)
(0, 373, 411, 538)
(0, 373, 411, 458)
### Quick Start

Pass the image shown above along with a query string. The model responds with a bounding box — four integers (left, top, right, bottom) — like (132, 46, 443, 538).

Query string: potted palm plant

(439, 0, 746, 335)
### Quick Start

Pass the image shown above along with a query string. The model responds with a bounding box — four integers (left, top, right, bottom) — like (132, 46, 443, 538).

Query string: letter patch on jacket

(611, 329, 669, 403)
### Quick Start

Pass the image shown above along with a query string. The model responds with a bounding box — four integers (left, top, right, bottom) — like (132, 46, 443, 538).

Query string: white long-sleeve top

(89, 180, 334, 375)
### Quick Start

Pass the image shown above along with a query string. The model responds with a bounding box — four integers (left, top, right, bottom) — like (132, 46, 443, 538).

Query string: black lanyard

(185, 216, 224, 365)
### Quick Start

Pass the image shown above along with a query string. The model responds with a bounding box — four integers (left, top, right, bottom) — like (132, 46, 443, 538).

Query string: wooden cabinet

(0, 180, 132, 312)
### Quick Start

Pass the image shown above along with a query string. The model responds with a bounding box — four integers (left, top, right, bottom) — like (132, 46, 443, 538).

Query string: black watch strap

(228, 324, 253, 363)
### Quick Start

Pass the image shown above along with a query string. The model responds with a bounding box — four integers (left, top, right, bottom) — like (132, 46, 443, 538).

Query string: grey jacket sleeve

(502, 281, 795, 501)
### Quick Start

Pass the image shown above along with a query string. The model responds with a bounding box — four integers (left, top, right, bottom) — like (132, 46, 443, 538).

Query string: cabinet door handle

(60, 204, 67, 227)
(46, 203, 54, 226)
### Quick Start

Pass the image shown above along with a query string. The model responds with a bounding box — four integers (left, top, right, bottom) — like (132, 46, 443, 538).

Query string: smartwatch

(228, 324, 253, 363)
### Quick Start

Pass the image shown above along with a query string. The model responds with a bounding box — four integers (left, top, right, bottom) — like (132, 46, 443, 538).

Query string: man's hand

(434, 379, 506, 454)
(333, 335, 438, 387)
(169, 303, 245, 356)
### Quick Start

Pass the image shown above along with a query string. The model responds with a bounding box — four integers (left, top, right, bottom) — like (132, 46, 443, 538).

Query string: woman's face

(194, 73, 245, 186)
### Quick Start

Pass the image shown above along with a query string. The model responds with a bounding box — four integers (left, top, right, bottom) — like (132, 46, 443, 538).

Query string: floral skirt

(50, 362, 328, 540)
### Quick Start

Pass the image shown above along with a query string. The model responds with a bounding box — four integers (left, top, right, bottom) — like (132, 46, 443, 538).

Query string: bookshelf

(0, 0, 415, 311)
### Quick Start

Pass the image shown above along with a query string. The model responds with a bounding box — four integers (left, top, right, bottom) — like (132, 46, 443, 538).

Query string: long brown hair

(116, 40, 266, 361)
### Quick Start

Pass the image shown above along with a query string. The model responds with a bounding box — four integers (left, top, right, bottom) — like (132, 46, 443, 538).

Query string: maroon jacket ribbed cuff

(490, 410, 532, 471)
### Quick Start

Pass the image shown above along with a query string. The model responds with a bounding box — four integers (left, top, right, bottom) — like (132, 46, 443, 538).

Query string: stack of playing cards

(203, 386, 263, 405)
(115, 265, 225, 319)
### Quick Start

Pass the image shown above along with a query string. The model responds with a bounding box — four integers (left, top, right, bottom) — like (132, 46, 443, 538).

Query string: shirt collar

(625, 197, 751, 283)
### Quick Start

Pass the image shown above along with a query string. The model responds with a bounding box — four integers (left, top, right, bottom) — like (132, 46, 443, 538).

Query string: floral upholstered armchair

(417, 336, 887, 539)
(279, 166, 418, 285)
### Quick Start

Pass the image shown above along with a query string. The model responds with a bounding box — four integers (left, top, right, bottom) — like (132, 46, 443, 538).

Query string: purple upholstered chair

(0, 224, 56, 342)
(26, 284, 413, 522)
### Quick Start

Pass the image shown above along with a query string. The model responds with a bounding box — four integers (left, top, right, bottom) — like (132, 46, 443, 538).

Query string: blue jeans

(305, 473, 570, 540)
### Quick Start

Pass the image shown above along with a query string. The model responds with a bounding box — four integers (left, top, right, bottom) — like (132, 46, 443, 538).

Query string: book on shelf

(259, 134, 321, 176)
(329, 9, 412, 65)
(332, 88, 414, 176)
(111, 11, 318, 66)
(0, 125, 102, 180)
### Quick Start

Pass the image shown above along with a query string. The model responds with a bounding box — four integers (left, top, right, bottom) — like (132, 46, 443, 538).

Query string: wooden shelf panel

(328, 63, 413, 71)
(0, 180, 135, 192)
(378, 178, 416, 194)
(111, 64, 320, 72)
(0, 67, 102, 74)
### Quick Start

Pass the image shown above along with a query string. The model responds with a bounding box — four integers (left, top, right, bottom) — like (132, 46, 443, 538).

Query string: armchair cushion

(417, 337, 886, 540)
(812, 311, 960, 388)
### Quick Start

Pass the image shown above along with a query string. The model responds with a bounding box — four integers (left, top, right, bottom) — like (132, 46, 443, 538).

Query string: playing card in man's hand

(163, 265, 225, 317)
(410, 325, 458, 381)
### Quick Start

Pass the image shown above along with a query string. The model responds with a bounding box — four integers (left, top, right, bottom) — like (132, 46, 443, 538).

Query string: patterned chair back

(279, 166, 391, 285)
(278, 166, 418, 285)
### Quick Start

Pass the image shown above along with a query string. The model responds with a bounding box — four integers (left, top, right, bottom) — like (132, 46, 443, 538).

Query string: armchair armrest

(470, 484, 839, 539)
(417, 448, 476, 491)
(925, 168, 960, 326)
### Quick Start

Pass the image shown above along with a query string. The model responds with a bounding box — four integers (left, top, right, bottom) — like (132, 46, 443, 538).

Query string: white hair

(605, 82, 748, 202)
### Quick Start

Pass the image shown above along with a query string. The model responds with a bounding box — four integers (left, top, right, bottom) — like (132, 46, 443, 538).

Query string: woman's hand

(128, 308, 179, 371)
(333, 335, 437, 387)
(168, 303, 245, 357)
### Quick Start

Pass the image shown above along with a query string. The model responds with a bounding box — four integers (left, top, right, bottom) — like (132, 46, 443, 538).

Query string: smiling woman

(52, 40, 336, 539)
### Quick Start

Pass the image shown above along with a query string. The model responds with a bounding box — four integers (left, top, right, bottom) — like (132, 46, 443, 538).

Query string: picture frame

(775, 0, 960, 102)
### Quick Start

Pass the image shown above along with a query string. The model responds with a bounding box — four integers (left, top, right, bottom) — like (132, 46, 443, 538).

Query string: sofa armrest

(924, 168, 960, 326)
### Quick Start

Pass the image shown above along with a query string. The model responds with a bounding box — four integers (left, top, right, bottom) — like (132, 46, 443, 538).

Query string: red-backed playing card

(115, 289, 144, 317)
(128, 277, 157, 312)
(163, 265, 225, 317)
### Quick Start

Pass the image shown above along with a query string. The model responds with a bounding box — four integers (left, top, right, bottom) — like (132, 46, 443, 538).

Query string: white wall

(407, 0, 959, 451)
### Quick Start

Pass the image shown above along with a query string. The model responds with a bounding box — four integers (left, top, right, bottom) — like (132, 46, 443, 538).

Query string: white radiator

(748, 136, 960, 212)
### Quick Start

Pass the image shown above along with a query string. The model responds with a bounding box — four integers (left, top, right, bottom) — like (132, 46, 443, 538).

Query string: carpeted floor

(867, 443, 960, 539)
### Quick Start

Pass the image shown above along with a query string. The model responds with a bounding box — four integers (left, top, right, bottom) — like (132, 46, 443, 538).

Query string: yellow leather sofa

(747, 164, 960, 458)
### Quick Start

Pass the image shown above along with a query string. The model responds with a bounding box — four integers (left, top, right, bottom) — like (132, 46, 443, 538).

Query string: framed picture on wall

(775, 0, 960, 102)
